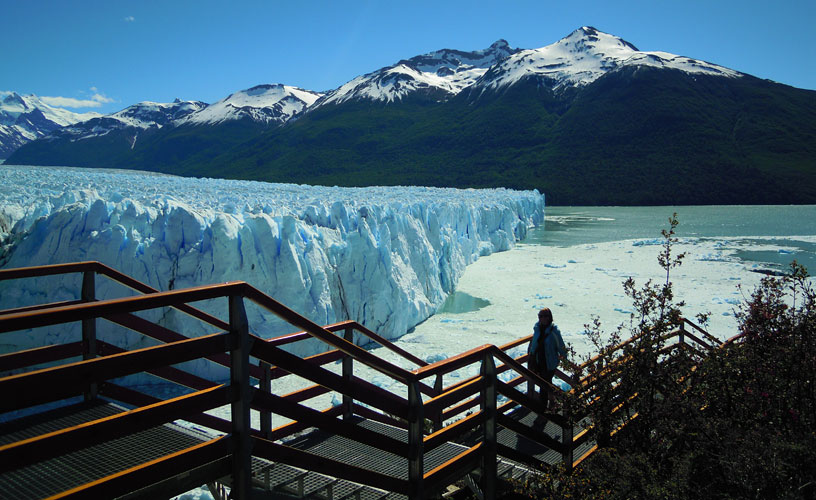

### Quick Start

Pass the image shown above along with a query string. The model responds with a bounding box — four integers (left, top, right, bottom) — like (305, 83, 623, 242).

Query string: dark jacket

(528, 322, 567, 372)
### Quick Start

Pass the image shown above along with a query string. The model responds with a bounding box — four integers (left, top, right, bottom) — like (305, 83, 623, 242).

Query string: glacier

(0, 165, 544, 362)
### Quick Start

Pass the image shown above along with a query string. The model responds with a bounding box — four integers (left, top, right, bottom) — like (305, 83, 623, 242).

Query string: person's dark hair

(538, 307, 553, 322)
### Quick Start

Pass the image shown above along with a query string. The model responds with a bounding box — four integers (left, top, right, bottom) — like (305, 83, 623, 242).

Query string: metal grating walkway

(283, 417, 469, 481)
(0, 401, 214, 500)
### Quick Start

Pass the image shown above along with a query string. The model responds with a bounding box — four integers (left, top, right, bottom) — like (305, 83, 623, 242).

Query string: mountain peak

(473, 26, 739, 92)
(488, 39, 511, 51)
(180, 84, 322, 126)
(2, 92, 27, 108)
(315, 39, 520, 106)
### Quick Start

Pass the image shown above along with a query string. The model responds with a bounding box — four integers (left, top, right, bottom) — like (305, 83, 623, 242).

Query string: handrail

(317, 320, 428, 367)
(0, 260, 727, 500)
(0, 261, 230, 330)
(243, 284, 418, 385)
(682, 317, 721, 346)
(0, 282, 246, 334)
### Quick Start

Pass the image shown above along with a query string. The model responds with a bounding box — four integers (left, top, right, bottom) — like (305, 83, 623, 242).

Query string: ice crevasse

(0, 166, 544, 361)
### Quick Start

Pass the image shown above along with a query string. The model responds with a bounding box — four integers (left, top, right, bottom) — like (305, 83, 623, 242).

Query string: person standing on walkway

(528, 307, 567, 407)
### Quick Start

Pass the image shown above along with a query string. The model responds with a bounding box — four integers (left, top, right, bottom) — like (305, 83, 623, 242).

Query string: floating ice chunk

(544, 263, 566, 268)
(632, 239, 662, 246)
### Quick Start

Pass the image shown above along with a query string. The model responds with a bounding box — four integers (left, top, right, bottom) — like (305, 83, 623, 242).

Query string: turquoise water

(436, 291, 491, 314)
(524, 206, 816, 273)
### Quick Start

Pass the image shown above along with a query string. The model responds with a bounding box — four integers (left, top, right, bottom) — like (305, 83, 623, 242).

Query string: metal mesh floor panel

(0, 400, 123, 446)
(284, 418, 471, 481)
(0, 403, 211, 499)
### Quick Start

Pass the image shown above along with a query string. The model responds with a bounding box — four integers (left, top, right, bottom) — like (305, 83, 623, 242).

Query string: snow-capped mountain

(8, 27, 814, 206)
(0, 92, 100, 158)
(473, 26, 742, 93)
(41, 99, 207, 150)
(181, 84, 322, 126)
(314, 40, 520, 106)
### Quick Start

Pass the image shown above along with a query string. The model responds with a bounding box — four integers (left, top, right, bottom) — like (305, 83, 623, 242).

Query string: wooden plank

(351, 404, 407, 429)
(441, 394, 481, 422)
(97, 341, 219, 391)
(424, 377, 482, 415)
(251, 340, 408, 417)
(243, 284, 415, 384)
(46, 436, 231, 499)
(277, 384, 330, 404)
(94, 262, 231, 331)
(267, 349, 345, 381)
(496, 381, 564, 427)
(265, 331, 312, 347)
(253, 389, 408, 457)
(496, 413, 563, 453)
(683, 318, 720, 346)
(337, 321, 428, 368)
(423, 443, 481, 493)
(252, 437, 408, 494)
(0, 282, 247, 334)
(682, 330, 714, 351)
(265, 405, 343, 442)
(0, 333, 231, 412)
(496, 442, 545, 470)
(572, 444, 599, 468)
(0, 385, 232, 473)
(102, 312, 249, 378)
(0, 261, 94, 281)
(100, 383, 233, 434)
(423, 410, 484, 452)
(0, 341, 83, 371)
(0, 299, 85, 317)
(414, 344, 492, 380)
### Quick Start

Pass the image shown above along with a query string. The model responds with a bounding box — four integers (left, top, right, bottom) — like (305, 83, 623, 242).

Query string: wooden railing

(0, 262, 722, 499)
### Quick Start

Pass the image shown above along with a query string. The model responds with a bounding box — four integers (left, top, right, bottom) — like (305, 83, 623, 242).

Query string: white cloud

(40, 90, 115, 109)
(124, 16, 135, 22)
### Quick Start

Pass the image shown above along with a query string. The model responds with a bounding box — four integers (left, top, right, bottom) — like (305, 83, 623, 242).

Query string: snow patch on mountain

(476, 27, 741, 92)
(0, 92, 100, 158)
(315, 40, 520, 106)
(0, 166, 544, 363)
(46, 99, 207, 143)
(181, 84, 322, 125)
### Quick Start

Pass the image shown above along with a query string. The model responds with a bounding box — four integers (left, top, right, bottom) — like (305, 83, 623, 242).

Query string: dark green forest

(9, 68, 816, 205)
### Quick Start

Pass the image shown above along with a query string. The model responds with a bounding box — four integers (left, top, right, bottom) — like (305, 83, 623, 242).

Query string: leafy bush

(509, 216, 816, 499)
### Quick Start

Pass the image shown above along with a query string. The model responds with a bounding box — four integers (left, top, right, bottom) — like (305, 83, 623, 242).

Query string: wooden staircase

(0, 261, 719, 499)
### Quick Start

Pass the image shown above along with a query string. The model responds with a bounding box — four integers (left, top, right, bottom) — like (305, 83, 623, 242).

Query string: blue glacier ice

(0, 166, 544, 361)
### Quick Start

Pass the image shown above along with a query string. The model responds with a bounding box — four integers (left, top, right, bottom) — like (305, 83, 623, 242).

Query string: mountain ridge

(7, 27, 815, 205)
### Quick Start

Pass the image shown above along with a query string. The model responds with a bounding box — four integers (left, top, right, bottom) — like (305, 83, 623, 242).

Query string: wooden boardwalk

(0, 261, 717, 499)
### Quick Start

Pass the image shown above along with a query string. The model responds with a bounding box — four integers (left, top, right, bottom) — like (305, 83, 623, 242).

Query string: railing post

(229, 295, 252, 499)
(679, 320, 686, 346)
(408, 379, 424, 500)
(343, 327, 354, 420)
(259, 360, 272, 439)
(81, 270, 97, 401)
(433, 374, 443, 432)
(480, 352, 497, 499)
(561, 416, 574, 473)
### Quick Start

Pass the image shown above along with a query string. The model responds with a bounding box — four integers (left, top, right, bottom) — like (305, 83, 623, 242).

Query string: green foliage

(7, 69, 816, 205)
(510, 218, 816, 499)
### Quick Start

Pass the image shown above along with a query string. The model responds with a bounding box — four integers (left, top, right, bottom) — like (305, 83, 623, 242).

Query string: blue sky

(4, 0, 814, 114)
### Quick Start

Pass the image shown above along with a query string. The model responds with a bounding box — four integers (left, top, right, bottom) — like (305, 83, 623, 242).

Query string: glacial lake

(526, 205, 816, 273)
